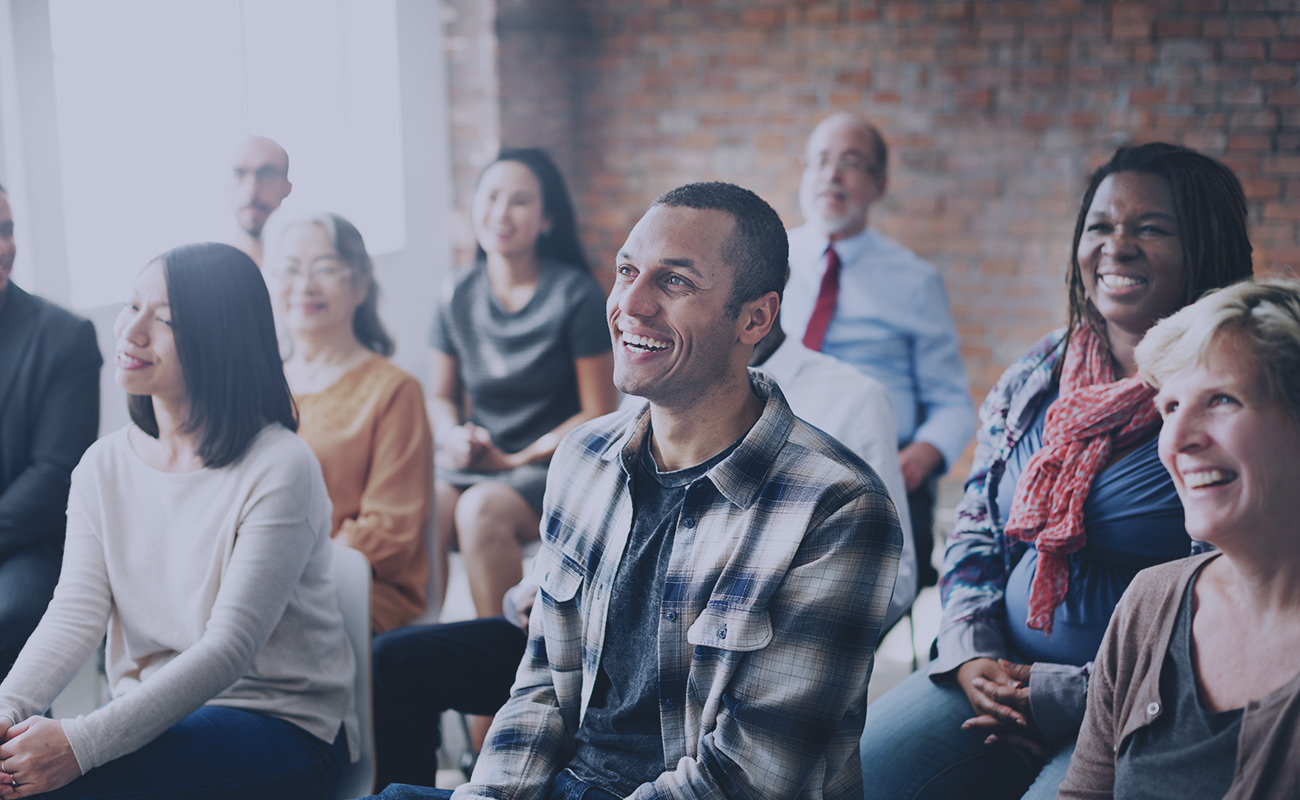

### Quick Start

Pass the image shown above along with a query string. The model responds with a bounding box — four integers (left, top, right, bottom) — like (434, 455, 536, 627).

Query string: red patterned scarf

(1004, 324, 1160, 634)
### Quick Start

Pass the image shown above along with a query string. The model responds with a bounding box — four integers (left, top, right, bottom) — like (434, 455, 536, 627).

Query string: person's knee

(454, 485, 523, 551)
(372, 628, 410, 685)
(433, 481, 461, 548)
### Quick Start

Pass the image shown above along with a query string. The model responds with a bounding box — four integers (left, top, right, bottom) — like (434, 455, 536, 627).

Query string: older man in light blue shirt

(784, 112, 974, 588)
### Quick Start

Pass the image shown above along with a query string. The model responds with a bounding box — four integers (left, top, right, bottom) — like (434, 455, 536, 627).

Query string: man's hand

(505, 584, 539, 634)
(0, 718, 81, 797)
(957, 659, 1046, 762)
(899, 441, 943, 492)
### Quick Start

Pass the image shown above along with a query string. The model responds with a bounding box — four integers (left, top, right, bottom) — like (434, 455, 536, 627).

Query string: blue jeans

(859, 667, 1075, 800)
(42, 706, 346, 799)
(367, 769, 619, 800)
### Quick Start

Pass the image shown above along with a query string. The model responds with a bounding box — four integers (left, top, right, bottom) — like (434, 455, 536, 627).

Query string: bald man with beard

(227, 136, 293, 268)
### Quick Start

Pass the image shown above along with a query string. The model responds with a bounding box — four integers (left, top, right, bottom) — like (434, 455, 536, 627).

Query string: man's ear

(737, 291, 780, 346)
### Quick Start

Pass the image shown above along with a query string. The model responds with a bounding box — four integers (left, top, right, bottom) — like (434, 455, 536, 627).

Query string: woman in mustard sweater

(274, 212, 434, 633)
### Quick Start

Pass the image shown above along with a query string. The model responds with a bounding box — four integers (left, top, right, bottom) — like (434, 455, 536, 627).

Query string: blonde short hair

(1136, 279, 1300, 419)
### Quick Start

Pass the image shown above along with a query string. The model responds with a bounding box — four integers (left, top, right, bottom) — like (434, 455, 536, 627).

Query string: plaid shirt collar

(600, 368, 795, 511)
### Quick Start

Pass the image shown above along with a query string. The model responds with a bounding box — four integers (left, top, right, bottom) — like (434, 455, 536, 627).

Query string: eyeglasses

(274, 262, 354, 284)
(800, 153, 882, 177)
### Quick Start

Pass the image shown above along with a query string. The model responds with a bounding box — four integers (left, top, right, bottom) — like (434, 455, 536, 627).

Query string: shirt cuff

(1028, 661, 1090, 743)
(929, 618, 1008, 680)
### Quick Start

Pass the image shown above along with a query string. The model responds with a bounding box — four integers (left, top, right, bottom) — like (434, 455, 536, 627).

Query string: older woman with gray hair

(273, 212, 434, 633)
(1060, 278, 1300, 799)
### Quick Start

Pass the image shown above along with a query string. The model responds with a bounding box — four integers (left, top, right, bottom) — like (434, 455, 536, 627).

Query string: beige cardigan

(1060, 552, 1300, 799)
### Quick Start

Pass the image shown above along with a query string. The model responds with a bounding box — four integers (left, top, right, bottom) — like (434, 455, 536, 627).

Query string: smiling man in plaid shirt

(369, 182, 901, 800)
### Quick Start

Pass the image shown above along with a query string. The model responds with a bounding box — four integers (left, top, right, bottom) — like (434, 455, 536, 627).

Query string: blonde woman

(1061, 279, 1300, 799)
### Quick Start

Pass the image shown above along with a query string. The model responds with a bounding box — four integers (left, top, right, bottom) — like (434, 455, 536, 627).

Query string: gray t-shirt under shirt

(428, 260, 610, 455)
(1115, 562, 1242, 799)
(566, 435, 740, 796)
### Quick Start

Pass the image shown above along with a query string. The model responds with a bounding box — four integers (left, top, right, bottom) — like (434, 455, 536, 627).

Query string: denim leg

(363, 786, 454, 799)
(42, 706, 346, 800)
(860, 667, 1037, 800)
(358, 771, 616, 800)
(1020, 739, 1074, 800)
(546, 770, 620, 800)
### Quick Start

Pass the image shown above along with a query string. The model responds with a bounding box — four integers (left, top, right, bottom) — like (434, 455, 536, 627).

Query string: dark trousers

(372, 617, 528, 790)
(0, 542, 61, 678)
(907, 475, 940, 589)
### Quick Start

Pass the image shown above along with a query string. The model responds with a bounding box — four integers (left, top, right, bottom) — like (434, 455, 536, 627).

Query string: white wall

(0, 0, 453, 436)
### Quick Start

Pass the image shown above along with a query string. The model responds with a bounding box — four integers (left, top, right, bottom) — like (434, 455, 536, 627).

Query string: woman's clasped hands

(438, 422, 518, 473)
(956, 657, 1048, 762)
(0, 717, 81, 797)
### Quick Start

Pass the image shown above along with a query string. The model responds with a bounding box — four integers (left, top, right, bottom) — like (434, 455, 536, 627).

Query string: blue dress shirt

(783, 224, 975, 470)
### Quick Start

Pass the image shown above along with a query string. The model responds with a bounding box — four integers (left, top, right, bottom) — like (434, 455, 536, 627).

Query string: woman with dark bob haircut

(859, 142, 1253, 799)
(0, 243, 357, 799)
(428, 147, 618, 618)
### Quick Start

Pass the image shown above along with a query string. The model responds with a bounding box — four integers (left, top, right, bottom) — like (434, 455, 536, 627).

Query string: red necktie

(802, 246, 841, 351)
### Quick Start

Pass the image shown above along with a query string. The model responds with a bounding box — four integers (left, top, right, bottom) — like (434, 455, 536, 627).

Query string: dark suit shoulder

(10, 283, 101, 365)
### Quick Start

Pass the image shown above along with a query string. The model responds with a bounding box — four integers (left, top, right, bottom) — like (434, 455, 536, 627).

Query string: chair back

(332, 544, 376, 799)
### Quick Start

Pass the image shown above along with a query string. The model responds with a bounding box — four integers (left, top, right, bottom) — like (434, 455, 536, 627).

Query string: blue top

(994, 386, 1187, 666)
(784, 225, 975, 469)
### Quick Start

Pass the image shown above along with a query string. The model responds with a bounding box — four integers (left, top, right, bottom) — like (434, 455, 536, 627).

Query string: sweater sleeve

(1057, 587, 1130, 797)
(0, 458, 114, 730)
(61, 441, 325, 773)
(334, 375, 434, 631)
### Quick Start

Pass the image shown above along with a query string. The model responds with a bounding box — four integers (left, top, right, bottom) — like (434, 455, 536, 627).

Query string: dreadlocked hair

(1056, 141, 1254, 379)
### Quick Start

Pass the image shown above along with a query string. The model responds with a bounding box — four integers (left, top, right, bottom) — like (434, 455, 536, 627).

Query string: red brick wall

(442, 0, 502, 265)
(447, 0, 1300, 473)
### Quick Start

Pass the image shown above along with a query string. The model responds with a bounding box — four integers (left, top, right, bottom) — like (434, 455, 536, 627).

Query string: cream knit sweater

(0, 424, 358, 773)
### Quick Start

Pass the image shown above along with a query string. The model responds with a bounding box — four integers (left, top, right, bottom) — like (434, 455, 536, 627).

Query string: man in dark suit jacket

(0, 184, 101, 677)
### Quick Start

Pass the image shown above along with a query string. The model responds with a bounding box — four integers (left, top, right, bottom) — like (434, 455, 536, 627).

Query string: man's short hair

(653, 181, 787, 318)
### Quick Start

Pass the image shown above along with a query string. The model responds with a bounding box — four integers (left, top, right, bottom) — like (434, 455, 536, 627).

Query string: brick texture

(442, 0, 1300, 477)
(442, 0, 502, 265)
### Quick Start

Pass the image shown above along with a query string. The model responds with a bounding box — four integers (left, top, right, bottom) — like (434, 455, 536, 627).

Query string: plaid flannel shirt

(455, 370, 901, 800)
